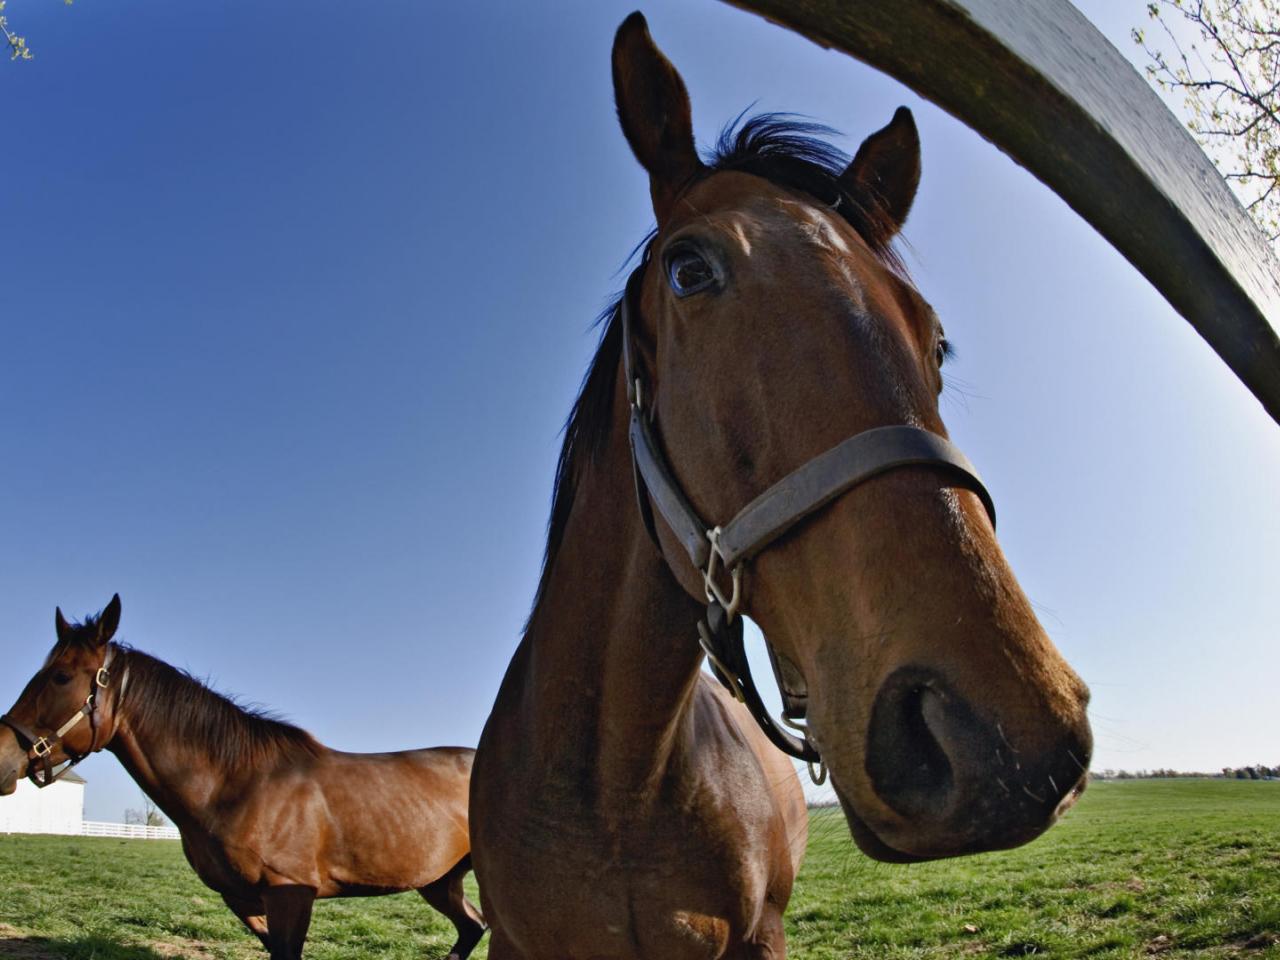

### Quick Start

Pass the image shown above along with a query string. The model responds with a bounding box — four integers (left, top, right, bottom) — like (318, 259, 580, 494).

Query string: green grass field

(0, 779, 1276, 959)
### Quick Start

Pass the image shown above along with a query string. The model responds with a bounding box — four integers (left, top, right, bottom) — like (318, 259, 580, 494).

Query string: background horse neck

(106, 648, 321, 829)
(521, 369, 707, 800)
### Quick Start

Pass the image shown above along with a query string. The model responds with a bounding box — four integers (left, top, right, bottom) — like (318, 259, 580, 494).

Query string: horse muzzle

(0, 730, 23, 796)
(820, 665, 1092, 862)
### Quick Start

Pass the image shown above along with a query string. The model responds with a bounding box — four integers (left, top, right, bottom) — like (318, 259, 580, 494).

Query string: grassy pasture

(0, 779, 1276, 959)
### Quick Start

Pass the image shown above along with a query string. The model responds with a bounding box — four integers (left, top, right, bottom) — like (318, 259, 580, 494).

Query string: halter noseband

(620, 265, 997, 766)
(1, 645, 118, 788)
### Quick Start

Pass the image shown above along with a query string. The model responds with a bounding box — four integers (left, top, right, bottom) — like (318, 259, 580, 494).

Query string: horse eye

(666, 249, 716, 297)
(52, 672, 72, 686)
(936, 338, 951, 368)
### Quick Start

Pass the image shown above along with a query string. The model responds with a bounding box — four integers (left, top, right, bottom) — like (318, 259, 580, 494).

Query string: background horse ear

(55, 607, 73, 645)
(96, 594, 122, 646)
(839, 106, 921, 240)
(612, 12, 704, 224)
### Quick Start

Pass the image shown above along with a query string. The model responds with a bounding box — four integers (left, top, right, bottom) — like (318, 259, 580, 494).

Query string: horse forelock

(43, 609, 104, 665)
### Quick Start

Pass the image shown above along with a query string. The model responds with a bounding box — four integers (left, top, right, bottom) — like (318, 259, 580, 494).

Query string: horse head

(0, 594, 121, 794)
(612, 13, 1091, 862)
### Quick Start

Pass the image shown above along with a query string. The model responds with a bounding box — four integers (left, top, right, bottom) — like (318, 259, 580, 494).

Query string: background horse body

(471, 13, 1092, 960)
(0, 595, 485, 960)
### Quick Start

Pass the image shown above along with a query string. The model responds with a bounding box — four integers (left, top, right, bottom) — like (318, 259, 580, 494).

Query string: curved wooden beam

(724, 0, 1280, 425)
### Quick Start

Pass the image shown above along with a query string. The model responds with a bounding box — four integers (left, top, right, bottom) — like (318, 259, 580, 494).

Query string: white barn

(0, 770, 86, 836)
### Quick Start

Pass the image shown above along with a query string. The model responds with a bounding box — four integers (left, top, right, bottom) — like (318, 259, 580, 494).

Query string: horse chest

(180, 832, 262, 895)
(485, 798, 774, 960)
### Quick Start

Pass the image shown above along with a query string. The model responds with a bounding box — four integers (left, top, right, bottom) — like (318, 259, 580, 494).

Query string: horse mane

(527, 114, 910, 623)
(50, 610, 320, 767)
(114, 647, 322, 767)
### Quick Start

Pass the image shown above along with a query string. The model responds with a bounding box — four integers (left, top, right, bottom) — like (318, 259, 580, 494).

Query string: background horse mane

(53, 611, 320, 768)
(531, 113, 911, 618)
(118, 648, 322, 767)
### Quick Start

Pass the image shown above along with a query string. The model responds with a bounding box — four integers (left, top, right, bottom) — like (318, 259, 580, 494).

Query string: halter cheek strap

(1, 646, 118, 788)
(620, 265, 997, 766)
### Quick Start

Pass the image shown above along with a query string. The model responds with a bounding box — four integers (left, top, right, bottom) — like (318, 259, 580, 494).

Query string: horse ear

(839, 107, 921, 239)
(612, 12, 704, 224)
(55, 607, 73, 644)
(96, 594, 121, 646)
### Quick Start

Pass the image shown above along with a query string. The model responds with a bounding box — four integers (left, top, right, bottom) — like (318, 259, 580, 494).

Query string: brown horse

(0, 595, 486, 960)
(470, 13, 1093, 960)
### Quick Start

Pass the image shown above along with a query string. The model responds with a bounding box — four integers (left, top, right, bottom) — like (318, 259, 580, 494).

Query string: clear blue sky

(2, 1, 1276, 821)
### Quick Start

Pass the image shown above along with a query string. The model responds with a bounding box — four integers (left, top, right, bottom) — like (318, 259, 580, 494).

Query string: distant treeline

(1092, 766, 1279, 781)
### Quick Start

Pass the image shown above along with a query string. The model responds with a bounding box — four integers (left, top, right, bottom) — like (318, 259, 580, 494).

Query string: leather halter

(1, 645, 117, 788)
(619, 264, 997, 763)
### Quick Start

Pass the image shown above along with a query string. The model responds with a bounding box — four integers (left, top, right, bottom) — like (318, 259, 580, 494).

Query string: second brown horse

(0, 595, 485, 960)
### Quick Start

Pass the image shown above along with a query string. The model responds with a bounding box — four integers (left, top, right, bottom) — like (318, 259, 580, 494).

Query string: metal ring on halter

(779, 714, 809, 734)
(703, 528, 742, 621)
(696, 619, 745, 703)
(781, 714, 825, 781)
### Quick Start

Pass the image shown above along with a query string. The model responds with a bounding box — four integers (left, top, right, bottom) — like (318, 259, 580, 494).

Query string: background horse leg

(262, 884, 316, 960)
(417, 856, 486, 960)
(220, 893, 270, 951)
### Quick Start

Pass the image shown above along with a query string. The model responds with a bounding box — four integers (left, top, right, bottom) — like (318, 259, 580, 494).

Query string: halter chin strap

(1, 645, 118, 788)
(620, 266, 997, 764)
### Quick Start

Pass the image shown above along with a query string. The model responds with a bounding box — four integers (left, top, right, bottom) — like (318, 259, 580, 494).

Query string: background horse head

(0, 594, 122, 793)
(611, 12, 1091, 861)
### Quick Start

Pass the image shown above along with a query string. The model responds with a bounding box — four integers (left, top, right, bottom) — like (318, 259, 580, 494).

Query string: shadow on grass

(0, 931, 178, 959)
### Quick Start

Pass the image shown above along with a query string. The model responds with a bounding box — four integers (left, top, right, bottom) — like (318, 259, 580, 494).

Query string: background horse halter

(620, 261, 995, 764)
(0, 645, 118, 788)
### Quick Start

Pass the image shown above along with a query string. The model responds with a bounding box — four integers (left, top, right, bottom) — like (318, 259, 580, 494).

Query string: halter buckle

(95, 667, 110, 689)
(703, 528, 742, 621)
(31, 737, 52, 759)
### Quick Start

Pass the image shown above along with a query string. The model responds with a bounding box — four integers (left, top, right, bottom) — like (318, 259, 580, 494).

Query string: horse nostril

(865, 669, 956, 819)
(864, 666, 1094, 840)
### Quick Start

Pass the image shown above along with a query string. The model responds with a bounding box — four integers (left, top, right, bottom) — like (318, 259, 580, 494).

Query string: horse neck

(522, 373, 707, 803)
(105, 650, 252, 827)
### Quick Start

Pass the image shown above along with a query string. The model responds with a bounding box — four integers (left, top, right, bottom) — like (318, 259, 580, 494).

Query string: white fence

(81, 820, 180, 840)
